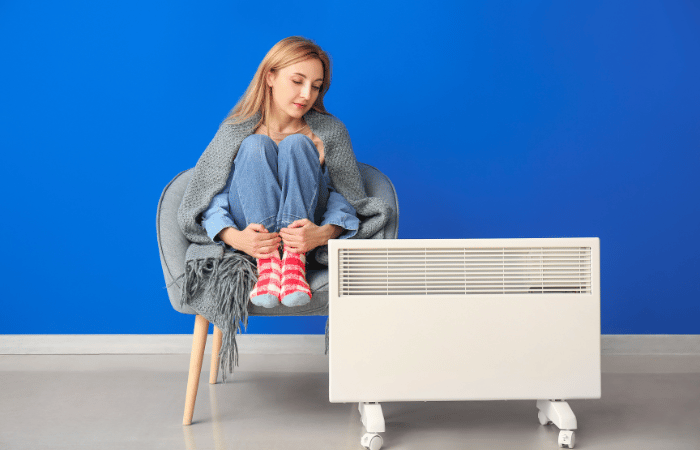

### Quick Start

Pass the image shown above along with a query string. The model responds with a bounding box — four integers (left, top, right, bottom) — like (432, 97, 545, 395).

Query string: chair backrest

(156, 162, 399, 314)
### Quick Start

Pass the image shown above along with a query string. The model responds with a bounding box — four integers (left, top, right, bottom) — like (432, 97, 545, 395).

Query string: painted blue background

(1, 1, 698, 335)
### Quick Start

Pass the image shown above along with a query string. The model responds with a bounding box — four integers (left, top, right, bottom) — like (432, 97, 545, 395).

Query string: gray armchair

(156, 162, 399, 425)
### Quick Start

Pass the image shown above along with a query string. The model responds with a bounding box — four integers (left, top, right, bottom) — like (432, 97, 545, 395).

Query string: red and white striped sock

(280, 246, 312, 307)
(249, 256, 282, 308)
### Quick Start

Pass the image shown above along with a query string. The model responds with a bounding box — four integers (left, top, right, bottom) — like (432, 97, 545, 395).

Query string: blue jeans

(227, 134, 323, 233)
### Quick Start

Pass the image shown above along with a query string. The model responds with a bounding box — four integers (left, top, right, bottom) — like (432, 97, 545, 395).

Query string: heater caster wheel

(361, 433, 383, 450)
(538, 411, 552, 425)
(558, 430, 575, 448)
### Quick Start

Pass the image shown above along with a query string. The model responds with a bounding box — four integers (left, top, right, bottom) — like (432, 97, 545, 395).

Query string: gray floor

(1, 354, 699, 450)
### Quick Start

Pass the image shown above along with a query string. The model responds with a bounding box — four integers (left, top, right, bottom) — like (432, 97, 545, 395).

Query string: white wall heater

(328, 238, 600, 450)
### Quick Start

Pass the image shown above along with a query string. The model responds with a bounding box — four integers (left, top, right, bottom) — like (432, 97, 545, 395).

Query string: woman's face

(266, 58, 324, 123)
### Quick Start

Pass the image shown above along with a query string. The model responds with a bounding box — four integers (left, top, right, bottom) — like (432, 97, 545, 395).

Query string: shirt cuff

(204, 215, 238, 243)
(321, 217, 359, 240)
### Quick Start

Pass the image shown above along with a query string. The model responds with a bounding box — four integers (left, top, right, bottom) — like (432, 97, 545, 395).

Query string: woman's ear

(265, 70, 275, 87)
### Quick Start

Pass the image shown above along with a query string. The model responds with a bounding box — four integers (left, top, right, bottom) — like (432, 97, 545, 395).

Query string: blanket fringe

(180, 253, 257, 383)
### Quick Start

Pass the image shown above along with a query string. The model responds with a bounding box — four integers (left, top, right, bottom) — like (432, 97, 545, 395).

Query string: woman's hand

(218, 224, 281, 259)
(279, 219, 342, 254)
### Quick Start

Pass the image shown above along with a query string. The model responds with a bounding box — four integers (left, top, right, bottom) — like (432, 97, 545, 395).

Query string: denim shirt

(201, 165, 360, 246)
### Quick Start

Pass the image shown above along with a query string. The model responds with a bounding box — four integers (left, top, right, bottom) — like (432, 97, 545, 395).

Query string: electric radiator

(328, 238, 600, 449)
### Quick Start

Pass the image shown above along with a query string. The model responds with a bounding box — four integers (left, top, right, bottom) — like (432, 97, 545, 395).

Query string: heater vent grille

(338, 247, 592, 296)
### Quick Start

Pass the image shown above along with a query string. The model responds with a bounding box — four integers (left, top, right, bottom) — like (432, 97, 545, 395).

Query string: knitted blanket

(177, 110, 392, 381)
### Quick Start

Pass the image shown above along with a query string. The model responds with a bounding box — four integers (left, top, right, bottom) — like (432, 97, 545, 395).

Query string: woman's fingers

(279, 220, 321, 254)
(255, 236, 281, 258)
(283, 243, 302, 254)
(278, 229, 298, 249)
(246, 223, 267, 233)
(253, 243, 281, 259)
(287, 219, 310, 228)
(257, 234, 281, 247)
(237, 223, 281, 259)
(280, 221, 314, 238)
(280, 233, 307, 253)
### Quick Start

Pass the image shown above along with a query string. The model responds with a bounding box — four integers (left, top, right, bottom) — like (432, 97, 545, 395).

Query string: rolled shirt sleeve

(201, 172, 238, 244)
(320, 168, 359, 239)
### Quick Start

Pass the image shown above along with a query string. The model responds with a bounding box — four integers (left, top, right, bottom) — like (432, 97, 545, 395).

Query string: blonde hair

(224, 36, 332, 128)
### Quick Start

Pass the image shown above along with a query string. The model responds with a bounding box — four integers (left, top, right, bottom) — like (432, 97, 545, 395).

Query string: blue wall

(1, 1, 698, 335)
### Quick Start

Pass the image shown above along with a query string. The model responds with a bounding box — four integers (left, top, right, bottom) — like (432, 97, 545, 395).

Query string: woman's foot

(280, 246, 312, 307)
(250, 256, 282, 308)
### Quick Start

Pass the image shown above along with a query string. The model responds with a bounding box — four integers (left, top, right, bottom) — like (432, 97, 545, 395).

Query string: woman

(178, 36, 392, 312)
(200, 38, 359, 309)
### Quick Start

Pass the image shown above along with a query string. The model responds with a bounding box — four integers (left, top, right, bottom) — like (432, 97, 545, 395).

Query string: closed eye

(293, 80, 321, 91)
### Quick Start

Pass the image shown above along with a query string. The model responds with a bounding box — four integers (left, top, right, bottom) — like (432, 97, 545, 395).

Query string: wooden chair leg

(183, 314, 209, 426)
(209, 326, 222, 384)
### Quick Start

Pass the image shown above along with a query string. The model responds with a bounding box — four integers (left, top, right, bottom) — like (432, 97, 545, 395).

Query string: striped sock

(249, 256, 282, 308)
(280, 246, 312, 307)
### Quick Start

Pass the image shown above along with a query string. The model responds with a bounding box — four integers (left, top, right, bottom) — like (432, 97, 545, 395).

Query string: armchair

(156, 162, 399, 425)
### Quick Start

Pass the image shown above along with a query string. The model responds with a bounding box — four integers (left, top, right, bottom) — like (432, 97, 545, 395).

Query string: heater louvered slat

(338, 247, 592, 296)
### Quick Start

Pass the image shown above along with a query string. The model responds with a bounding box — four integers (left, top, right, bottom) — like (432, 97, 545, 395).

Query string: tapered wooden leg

(209, 326, 222, 384)
(183, 314, 209, 426)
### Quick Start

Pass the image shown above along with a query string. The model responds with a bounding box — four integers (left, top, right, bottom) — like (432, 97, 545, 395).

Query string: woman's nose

(300, 84, 311, 99)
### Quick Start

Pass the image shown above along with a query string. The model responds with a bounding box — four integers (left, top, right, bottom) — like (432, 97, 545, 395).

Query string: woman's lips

(294, 103, 306, 108)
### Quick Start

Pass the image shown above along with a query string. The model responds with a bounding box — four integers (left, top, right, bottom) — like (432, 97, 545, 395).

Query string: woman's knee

(280, 133, 313, 147)
(278, 134, 319, 159)
(237, 134, 277, 162)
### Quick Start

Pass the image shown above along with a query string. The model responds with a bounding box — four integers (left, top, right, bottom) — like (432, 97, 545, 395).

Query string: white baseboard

(0, 334, 327, 355)
(601, 335, 700, 355)
(1, 334, 698, 355)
